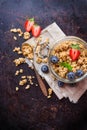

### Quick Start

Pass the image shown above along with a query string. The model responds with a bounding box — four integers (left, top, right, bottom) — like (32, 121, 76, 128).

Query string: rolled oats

(51, 40, 87, 78)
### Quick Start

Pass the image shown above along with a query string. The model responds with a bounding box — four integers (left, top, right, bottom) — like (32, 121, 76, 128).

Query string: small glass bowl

(48, 36, 87, 83)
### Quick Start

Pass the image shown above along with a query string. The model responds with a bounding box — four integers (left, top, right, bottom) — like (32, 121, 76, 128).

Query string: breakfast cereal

(50, 40, 87, 79)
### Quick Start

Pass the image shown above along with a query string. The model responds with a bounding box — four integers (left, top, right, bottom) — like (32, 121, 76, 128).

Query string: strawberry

(69, 44, 81, 61)
(24, 18, 35, 32)
(32, 24, 41, 37)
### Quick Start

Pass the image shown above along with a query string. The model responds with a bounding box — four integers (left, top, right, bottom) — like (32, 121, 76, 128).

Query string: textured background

(0, 0, 87, 130)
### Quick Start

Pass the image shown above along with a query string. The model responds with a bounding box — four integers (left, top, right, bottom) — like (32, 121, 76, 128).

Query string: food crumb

(15, 70, 20, 75)
(23, 32, 30, 39)
(35, 84, 38, 86)
(25, 85, 30, 89)
(21, 76, 26, 79)
(19, 69, 23, 73)
(47, 88, 53, 98)
(13, 36, 17, 40)
(16, 87, 19, 91)
(19, 79, 27, 86)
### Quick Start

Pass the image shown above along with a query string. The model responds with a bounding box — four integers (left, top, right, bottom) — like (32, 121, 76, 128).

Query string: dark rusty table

(0, 0, 87, 130)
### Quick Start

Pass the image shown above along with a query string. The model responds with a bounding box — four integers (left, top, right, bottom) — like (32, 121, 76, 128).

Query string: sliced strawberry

(69, 44, 81, 61)
(24, 18, 35, 32)
(32, 24, 41, 37)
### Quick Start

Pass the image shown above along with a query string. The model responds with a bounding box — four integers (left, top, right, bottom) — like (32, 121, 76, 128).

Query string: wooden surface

(0, 0, 87, 130)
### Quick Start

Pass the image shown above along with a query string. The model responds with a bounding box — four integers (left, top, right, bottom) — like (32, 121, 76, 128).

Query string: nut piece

(23, 32, 30, 39)
(13, 47, 20, 52)
(15, 70, 20, 75)
(13, 36, 17, 40)
(47, 88, 53, 98)
(21, 76, 26, 79)
(19, 69, 23, 73)
(13, 58, 25, 66)
(22, 43, 33, 60)
(16, 87, 19, 91)
(13, 47, 22, 54)
(10, 28, 17, 32)
(19, 79, 27, 86)
(25, 85, 30, 89)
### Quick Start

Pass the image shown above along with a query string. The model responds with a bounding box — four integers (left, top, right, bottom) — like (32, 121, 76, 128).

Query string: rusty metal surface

(0, 0, 87, 130)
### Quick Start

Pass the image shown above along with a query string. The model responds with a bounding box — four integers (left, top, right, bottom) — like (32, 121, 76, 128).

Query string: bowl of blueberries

(48, 36, 87, 85)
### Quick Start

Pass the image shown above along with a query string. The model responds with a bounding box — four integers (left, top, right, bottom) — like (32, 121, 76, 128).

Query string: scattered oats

(23, 32, 30, 39)
(13, 47, 20, 52)
(35, 84, 38, 86)
(18, 33, 23, 37)
(16, 87, 19, 91)
(13, 36, 17, 40)
(48, 88, 53, 95)
(13, 58, 25, 66)
(30, 82, 33, 85)
(18, 51, 22, 54)
(19, 69, 23, 73)
(15, 70, 20, 75)
(47, 95, 51, 98)
(27, 76, 32, 79)
(10, 28, 17, 32)
(19, 79, 27, 86)
(25, 85, 30, 89)
(16, 28, 21, 33)
(47, 88, 53, 98)
(21, 76, 26, 79)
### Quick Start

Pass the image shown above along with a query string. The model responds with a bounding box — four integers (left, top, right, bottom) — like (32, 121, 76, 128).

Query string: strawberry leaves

(70, 44, 80, 50)
(60, 62, 72, 71)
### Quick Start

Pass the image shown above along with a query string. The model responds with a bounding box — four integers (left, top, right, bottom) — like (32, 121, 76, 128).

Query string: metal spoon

(22, 43, 48, 97)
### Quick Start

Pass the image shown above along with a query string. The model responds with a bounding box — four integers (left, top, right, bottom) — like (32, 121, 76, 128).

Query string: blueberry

(75, 70, 84, 77)
(67, 72, 75, 80)
(50, 56, 59, 63)
(41, 65, 49, 73)
(58, 81, 64, 87)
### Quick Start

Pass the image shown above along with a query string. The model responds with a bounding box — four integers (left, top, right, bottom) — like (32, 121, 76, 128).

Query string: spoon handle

(33, 65, 48, 97)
